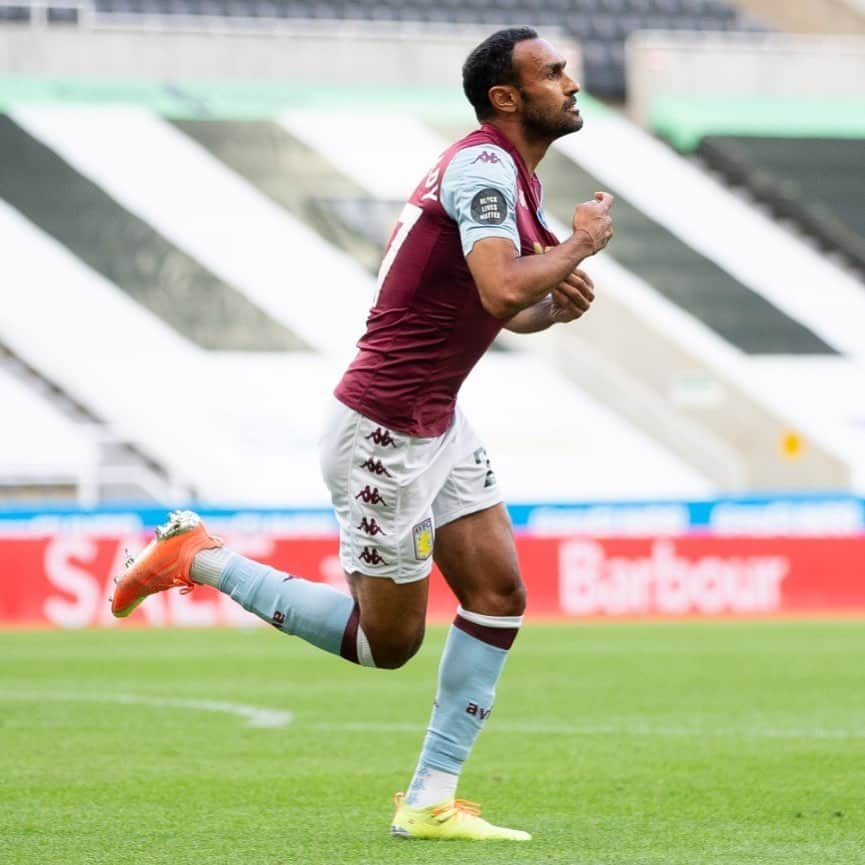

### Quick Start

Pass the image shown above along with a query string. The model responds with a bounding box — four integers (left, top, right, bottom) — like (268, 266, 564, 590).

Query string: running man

(112, 26, 613, 841)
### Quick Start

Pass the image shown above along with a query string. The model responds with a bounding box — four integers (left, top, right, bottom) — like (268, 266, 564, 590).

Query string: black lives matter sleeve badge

(470, 188, 507, 225)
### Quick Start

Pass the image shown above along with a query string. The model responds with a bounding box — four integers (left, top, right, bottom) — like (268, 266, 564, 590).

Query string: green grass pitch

(1, 621, 864, 864)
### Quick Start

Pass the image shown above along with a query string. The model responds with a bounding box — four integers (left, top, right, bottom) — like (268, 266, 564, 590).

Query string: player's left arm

(504, 267, 596, 333)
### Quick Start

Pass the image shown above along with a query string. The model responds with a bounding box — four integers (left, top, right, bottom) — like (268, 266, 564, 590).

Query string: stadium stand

(0, 115, 305, 351)
(547, 141, 832, 356)
(557, 132, 864, 493)
(281, 109, 854, 492)
(731, 0, 865, 35)
(552, 105, 865, 489)
(0, 343, 196, 504)
(0, 361, 96, 501)
(0, 219, 346, 506)
(697, 136, 865, 275)
(552, 107, 865, 360)
(11, 105, 373, 358)
(0, 0, 767, 98)
(170, 118, 390, 276)
(2, 19, 864, 502)
(0, 100, 720, 503)
(637, 35, 865, 282)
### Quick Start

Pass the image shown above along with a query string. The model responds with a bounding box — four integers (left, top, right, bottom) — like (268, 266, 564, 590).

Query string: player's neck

(485, 118, 550, 174)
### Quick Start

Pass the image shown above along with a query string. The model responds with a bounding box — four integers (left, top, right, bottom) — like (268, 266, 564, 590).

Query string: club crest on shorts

(412, 518, 434, 561)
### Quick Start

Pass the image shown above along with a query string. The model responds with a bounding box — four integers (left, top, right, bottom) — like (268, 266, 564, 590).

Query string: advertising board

(1, 531, 862, 627)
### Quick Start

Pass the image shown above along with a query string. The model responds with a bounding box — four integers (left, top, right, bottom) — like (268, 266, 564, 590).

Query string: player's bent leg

(110, 511, 427, 669)
(346, 572, 428, 669)
(394, 503, 530, 841)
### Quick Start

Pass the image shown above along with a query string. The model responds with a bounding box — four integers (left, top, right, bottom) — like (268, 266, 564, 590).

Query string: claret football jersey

(334, 123, 560, 438)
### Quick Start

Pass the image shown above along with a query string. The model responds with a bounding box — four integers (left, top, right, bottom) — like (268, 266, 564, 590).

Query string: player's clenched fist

(572, 191, 614, 254)
(550, 268, 595, 323)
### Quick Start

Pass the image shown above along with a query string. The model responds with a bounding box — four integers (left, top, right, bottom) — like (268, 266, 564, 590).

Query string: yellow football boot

(390, 793, 531, 841)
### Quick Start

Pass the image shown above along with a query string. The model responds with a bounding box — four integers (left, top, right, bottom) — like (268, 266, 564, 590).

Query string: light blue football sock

(405, 608, 521, 806)
(193, 548, 373, 665)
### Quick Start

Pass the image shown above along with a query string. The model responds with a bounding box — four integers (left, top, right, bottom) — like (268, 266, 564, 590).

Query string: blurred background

(1, 0, 864, 625)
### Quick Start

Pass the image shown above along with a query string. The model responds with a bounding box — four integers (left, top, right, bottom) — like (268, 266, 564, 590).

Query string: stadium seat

(615, 15, 645, 38)
(588, 14, 617, 40)
(0, 5, 29, 19)
(46, 7, 79, 21)
(565, 14, 593, 41)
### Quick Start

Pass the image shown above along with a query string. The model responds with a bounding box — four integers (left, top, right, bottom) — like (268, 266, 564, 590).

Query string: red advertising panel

(0, 533, 863, 627)
(533, 536, 865, 617)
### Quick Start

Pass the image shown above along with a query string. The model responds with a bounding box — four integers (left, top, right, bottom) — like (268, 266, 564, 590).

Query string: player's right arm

(467, 194, 614, 320)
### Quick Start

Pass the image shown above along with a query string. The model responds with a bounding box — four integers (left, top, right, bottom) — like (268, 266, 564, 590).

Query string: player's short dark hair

(463, 27, 539, 121)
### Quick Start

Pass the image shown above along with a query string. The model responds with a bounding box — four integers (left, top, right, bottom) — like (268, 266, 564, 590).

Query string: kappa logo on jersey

(360, 458, 392, 477)
(359, 546, 388, 566)
(355, 485, 387, 506)
(365, 427, 398, 448)
(357, 517, 386, 537)
(518, 188, 528, 208)
(470, 188, 507, 226)
(412, 518, 434, 561)
(471, 150, 501, 165)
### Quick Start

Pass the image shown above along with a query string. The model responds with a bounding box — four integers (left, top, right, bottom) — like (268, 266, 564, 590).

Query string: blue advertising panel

(0, 495, 862, 536)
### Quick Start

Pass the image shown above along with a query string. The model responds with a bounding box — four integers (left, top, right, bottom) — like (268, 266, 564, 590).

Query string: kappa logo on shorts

(360, 458, 393, 477)
(365, 427, 398, 448)
(359, 546, 388, 566)
(357, 517, 386, 536)
(355, 486, 387, 506)
(412, 518, 434, 561)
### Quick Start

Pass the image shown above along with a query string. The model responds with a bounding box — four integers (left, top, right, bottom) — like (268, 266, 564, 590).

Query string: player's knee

(465, 580, 527, 619)
(490, 581, 527, 618)
(365, 622, 425, 669)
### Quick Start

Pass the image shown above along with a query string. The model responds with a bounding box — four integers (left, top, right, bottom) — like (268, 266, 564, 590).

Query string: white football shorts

(319, 397, 503, 583)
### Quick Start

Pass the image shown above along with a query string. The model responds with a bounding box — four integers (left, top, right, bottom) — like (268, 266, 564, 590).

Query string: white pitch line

(314, 720, 865, 741)
(2, 691, 862, 740)
(0, 691, 292, 729)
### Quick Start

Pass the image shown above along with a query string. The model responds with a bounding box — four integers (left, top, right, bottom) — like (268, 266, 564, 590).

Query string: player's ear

(488, 84, 519, 116)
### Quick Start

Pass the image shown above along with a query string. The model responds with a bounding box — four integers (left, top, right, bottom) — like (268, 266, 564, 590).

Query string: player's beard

(520, 91, 583, 142)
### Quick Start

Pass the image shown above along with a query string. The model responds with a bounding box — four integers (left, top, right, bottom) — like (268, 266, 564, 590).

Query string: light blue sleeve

(440, 144, 521, 257)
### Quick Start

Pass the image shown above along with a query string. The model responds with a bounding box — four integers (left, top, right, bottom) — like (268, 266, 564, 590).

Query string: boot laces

(392, 793, 483, 822)
(432, 799, 482, 821)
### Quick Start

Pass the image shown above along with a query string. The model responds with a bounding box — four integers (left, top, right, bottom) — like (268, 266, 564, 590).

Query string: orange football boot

(110, 510, 223, 618)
